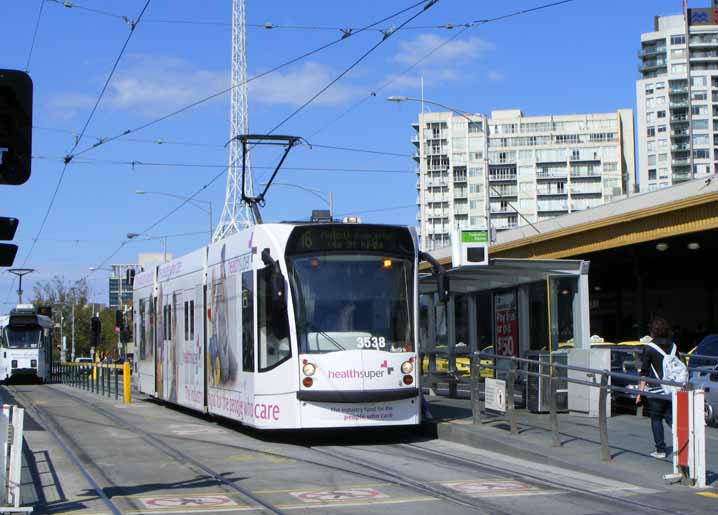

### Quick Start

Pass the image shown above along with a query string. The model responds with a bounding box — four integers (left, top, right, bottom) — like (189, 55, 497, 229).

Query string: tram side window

(190, 300, 195, 341)
(139, 299, 146, 359)
(257, 266, 291, 371)
(242, 271, 254, 372)
(184, 301, 189, 341)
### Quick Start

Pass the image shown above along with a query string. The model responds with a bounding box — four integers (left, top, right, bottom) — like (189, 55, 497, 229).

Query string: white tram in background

(0, 304, 53, 383)
(133, 222, 426, 429)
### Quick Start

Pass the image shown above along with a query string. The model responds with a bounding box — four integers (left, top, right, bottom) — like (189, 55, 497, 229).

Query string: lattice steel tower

(214, 0, 254, 241)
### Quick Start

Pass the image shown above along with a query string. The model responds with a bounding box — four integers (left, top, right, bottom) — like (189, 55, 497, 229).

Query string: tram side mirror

(420, 251, 450, 303)
(261, 248, 286, 303)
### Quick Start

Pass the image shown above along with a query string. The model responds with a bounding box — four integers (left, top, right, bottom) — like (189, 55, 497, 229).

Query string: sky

(0, 0, 692, 305)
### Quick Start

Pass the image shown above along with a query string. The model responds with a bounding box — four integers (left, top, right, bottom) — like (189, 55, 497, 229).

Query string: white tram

(0, 304, 53, 383)
(133, 222, 427, 429)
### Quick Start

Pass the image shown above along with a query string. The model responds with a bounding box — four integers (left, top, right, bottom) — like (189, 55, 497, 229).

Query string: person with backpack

(635, 317, 689, 459)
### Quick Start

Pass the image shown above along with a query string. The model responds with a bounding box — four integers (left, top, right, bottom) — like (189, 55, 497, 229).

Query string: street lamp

(135, 190, 213, 243)
(7, 268, 34, 305)
(261, 182, 333, 219)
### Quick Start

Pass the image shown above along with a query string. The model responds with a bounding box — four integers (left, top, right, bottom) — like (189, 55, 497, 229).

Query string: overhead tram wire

(32, 156, 415, 174)
(309, 0, 582, 138)
(83, 0, 439, 279)
(33, 126, 413, 157)
(4, 0, 152, 305)
(47, 1, 469, 33)
(68, 0, 431, 161)
(25, 0, 47, 71)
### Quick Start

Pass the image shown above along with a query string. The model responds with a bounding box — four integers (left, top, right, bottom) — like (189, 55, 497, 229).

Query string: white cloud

(384, 34, 495, 92)
(393, 34, 494, 68)
(249, 61, 361, 107)
(487, 71, 505, 81)
(46, 56, 362, 119)
(46, 55, 228, 119)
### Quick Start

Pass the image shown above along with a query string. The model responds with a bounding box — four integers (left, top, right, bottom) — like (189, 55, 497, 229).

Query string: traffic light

(90, 316, 101, 347)
(115, 309, 123, 330)
(126, 268, 136, 286)
(0, 216, 18, 266)
(0, 70, 33, 185)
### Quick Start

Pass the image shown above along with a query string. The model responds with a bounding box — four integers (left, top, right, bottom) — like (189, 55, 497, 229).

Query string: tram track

(26, 386, 509, 513)
(401, 443, 684, 514)
(15, 384, 687, 515)
(10, 385, 287, 515)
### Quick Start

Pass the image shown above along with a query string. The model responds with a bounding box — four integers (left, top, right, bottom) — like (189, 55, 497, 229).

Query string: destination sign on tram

(286, 225, 414, 256)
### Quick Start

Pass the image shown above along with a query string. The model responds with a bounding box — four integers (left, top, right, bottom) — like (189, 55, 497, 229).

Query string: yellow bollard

(123, 362, 131, 404)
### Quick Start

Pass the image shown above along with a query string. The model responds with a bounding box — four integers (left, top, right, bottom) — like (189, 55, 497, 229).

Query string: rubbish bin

(526, 351, 568, 413)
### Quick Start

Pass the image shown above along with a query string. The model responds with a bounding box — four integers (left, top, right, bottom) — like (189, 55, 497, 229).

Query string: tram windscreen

(3, 327, 42, 349)
(287, 254, 414, 354)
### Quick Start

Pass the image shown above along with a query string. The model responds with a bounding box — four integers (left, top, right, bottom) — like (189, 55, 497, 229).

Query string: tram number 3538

(356, 336, 386, 349)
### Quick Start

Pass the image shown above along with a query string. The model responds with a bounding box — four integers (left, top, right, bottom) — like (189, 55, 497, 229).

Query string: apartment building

(414, 109, 635, 251)
(637, 8, 718, 190)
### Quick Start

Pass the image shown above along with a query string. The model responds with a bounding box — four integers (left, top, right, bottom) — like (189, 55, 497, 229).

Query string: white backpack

(645, 342, 688, 395)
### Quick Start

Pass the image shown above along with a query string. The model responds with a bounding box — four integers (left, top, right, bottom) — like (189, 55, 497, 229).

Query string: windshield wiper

(302, 321, 345, 351)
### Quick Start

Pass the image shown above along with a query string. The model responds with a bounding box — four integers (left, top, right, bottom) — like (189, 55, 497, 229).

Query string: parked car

(74, 357, 92, 364)
(686, 335, 718, 426)
(421, 344, 472, 377)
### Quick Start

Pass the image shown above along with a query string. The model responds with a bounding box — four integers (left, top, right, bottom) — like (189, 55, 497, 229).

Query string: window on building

(658, 153, 668, 162)
(694, 148, 711, 159)
(655, 81, 665, 90)
(657, 125, 666, 133)
(657, 110, 666, 118)
(692, 91, 708, 101)
(692, 105, 708, 116)
(693, 134, 710, 145)
(647, 141, 656, 153)
(671, 35, 685, 45)
(658, 139, 668, 149)
(571, 149, 580, 161)
(603, 162, 618, 172)
(645, 83, 654, 95)
(692, 76, 707, 88)
(672, 64, 687, 73)
(647, 127, 656, 137)
(647, 111, 656, 123)
(648, 169, 657, 181)
(693, 119, 709, 130)
(672, 48, 686, 58)
(648, 154, 657, 166)
(184, 301, 189, 341)
(468, 122, 482, 133)
(469, 184, 481, 193)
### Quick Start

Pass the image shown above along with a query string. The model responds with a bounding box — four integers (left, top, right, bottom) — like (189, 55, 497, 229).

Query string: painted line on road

(253, 483, 387, 494)
(697, 491, 718, 499)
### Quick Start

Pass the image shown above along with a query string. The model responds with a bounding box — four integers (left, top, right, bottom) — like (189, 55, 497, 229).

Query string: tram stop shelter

(419, 258, 590, 382)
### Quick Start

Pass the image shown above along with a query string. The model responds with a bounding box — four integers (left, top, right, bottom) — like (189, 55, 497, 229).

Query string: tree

(30, 276, 128, 361)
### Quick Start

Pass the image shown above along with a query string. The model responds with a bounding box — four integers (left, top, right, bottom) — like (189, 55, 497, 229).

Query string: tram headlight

(11, 360, 17, 369)
(31, 359, 37, 368)
(302, 362, 316, 376)
(401, 361, 413, 374)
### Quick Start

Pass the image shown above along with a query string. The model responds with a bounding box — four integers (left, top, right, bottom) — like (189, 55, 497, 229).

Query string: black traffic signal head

(0, 69, 33, 186)
(91, 316, 101, 347)
(0, 216, 18, 266)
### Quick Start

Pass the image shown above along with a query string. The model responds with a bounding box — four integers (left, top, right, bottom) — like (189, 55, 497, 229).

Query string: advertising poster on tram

(494, 291, 518, 357)
(206, 242, 254, 422)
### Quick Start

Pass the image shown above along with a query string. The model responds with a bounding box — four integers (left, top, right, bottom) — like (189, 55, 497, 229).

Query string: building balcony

(670, 86, 689, 94)
(489, 188, 517, 198)
(639, 61, 667, 72)
(638, 47, 666, 58)
(670, 130, 690, 138)
(412, 152, 420, 161)
(488, 174, 518, 182)
(411, 135, 419, 145)
(689, 38, 718, 48)
(453, 190, 468, 199)
(671, 114, 689, 123)
(536, 171, 568, 180)
(537, 190, 568, 196)
(671, 158, 691, 167)
(671, 143, 689, 151)
(570, 170, 602, 179)
(453, 175, 467, 183)
(537, 205, 569, 213)
(669, 101, 689, 108)
(570, 189, 602, 196)
(490, 206, 515, 214)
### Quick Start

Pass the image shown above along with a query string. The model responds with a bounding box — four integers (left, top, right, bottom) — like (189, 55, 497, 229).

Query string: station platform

(426, 394, 718, 493)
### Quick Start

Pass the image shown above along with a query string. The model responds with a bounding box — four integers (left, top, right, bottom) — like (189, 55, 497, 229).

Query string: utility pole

(71, 303, 75, 362)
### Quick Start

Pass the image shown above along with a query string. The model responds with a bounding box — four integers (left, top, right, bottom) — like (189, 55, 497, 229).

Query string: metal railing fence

(52, 362, 131, 404)
(471, 351, 691, 462)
